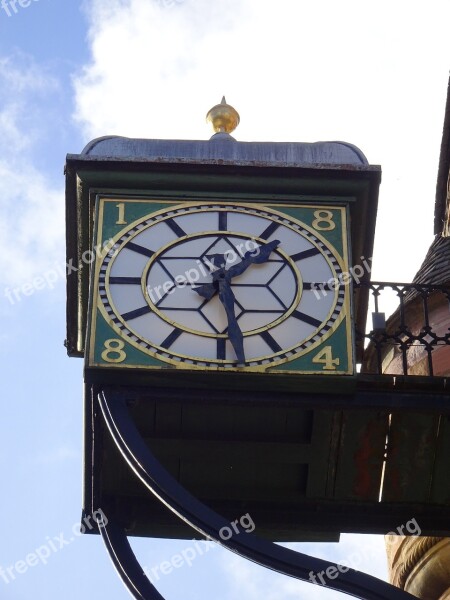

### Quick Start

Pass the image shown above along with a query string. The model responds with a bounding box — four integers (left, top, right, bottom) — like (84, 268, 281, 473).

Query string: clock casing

(86, 197, 354, 377)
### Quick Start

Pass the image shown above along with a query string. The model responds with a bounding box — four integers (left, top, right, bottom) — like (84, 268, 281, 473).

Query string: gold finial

(206, 96, 240, 135)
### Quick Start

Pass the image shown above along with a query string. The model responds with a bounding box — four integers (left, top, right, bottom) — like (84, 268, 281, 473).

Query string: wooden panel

(180, 459, 308, 501)
(149, 439, 312, 463)
(154, 401, 181, 436)
(179, 404, 312, 442)
(179, 403, 235, 439)
(430, 414, 450, 504)
(334, 410, 389, 501)
(117, 401, 337, 507)
(382, 413, 440, 503)
(306, 410, 339, 498)
(123, 402, 319, 505)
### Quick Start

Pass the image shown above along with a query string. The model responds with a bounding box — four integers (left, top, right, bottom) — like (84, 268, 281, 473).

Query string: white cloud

(0, 55, 59, 152)
(0, 56, 56, 93)
(0, 166, 64, 282)
(74, 0, 247, 140)
(0, 56, 65, 290)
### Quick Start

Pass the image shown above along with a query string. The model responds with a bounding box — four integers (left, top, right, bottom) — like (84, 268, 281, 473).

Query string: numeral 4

(312, 346, 340, 370)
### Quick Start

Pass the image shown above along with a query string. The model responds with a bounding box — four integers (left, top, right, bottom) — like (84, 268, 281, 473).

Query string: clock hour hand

(227, 239, 280, 279)
(218, 279, 245, 363)
(193, 282, 216, 301)
(192, 254, 227, 300)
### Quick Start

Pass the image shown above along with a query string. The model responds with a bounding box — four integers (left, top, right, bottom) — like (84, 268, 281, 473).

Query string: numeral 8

(312, 210, 335, 231)
(101, 339, 126, 363)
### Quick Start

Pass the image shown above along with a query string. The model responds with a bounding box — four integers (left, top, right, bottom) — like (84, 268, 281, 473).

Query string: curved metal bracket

(98, 389, 417, 600)
(100, 518, 165, 600)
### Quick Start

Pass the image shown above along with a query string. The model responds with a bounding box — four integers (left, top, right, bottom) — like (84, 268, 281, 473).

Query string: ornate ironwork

(356, 282, 450, 376)
(98, 389, 417, 600)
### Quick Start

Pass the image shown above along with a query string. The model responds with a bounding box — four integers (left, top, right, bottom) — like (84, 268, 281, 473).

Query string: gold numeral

(115, 202, 127, 225)
(312, 346, 340, 370)
(101, 339, 126, 363)
(312, 210, 335, 231)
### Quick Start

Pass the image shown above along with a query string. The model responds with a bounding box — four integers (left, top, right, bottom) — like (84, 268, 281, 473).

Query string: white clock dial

(98, 203, 345, 368)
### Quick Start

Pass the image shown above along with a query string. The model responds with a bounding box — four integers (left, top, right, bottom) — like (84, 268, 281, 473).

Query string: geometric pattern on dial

(144, 233, 300, 337)
(99, 203, 345, 368)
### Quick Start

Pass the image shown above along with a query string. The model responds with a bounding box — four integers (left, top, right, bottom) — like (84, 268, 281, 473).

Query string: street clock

(63, 99, 450, 600)
(87, 198, 352, 375)
(65, 98, 383, 544)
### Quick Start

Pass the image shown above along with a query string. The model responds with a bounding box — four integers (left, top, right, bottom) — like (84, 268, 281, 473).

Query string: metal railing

(355, 282, 450, 376)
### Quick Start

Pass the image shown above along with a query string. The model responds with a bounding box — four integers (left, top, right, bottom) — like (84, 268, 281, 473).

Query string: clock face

(88, 199, 353, 374)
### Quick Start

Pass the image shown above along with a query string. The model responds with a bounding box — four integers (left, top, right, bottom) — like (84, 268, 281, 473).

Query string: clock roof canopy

(81, 96, 370, 165)
(81, 132, 369, 167)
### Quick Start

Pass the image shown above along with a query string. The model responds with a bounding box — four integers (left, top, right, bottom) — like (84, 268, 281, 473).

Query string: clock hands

(194, 239, 281, 299)
(227, 239, 280, 279)
(218, 278, 245, 363)
(193, 240, 281, 363)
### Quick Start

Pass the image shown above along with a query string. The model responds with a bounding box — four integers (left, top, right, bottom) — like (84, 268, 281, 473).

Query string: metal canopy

(83, 374, 450, 542)
(94, 388, 417, 600)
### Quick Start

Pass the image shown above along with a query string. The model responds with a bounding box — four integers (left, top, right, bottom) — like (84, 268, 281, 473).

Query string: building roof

(81, 135, 369, 167)
(413, 78, 450, 285)
(413, 234, 450, 285)
(434, 76, 450, 234)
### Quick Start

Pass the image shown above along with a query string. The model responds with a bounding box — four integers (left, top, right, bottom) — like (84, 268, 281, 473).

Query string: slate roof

(81, 135, 369, 167)
(413, 234, 450, 285)
(409, 78, 450, 286)
(435, 77, 450, 234)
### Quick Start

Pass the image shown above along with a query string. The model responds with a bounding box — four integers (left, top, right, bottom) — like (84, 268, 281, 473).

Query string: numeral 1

(116, 202, 127, 225)
(312, 346, 340, 370)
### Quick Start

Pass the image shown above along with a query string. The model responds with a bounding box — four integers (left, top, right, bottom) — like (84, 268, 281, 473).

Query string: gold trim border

(88, 198, 352, 373)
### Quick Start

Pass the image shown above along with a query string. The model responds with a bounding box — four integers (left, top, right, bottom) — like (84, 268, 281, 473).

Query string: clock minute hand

(219, 240, 280, 363)
(218, 278, 245, 363)
(227, 239, 281, 279)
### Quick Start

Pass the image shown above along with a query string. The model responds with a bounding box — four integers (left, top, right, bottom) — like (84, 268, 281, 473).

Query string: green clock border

(88, 308, 353, 375)
(87, 197, 354, 375)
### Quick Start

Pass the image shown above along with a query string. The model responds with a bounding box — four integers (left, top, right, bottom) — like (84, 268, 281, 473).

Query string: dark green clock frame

(86, 197, 353, 378)
(66, 153, 380, 381)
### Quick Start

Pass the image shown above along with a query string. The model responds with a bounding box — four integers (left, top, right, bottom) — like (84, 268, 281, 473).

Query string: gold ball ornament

(206, 96, 240, 135)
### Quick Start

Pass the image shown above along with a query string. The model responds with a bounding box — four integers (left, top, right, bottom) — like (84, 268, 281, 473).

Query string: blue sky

(1, 1, 449, 598)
